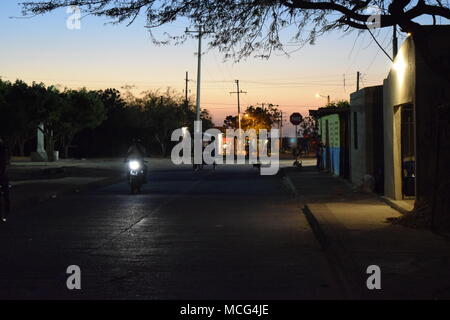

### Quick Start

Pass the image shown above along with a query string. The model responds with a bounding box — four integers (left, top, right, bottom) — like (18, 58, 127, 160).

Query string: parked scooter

(293, 159, 303, 169)
(127, 159, 147, 194)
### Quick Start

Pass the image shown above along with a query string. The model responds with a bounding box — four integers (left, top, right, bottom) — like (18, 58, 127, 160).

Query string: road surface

(0, 164, 341, 299)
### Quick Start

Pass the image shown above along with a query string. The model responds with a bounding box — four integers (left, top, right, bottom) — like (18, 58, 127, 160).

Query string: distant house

(311, 106, 350, 177)
(349, 85, 384, 193)
(383, 26, 450, 202)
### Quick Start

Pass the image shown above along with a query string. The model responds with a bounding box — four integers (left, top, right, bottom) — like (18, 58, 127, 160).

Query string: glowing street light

(315, 93, 330, 105)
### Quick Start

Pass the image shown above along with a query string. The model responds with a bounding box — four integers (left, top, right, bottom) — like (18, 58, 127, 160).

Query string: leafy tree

(327, 100, 350, 109)
(0, 81, 106, 159)
(200, 109, 214, 130)
(223, 115, 238, 130)
(100, 88, 144, 133)
(0, 80, 41, 156)
(137, 89, 212, 156)
(58, 88, 106, 158)
(72, 88, 145, 157)
(224, 104, 281, 131)
(298, 116, 318, 137)
(0, 80, 14, 155)
(99, 89, 126, 116)
(29, 83, 66, 161)
(140, 92, 182, 157)
(1, 80, 37, 157)
(10, 81, 40, 156)
(73, 87, 211, 157)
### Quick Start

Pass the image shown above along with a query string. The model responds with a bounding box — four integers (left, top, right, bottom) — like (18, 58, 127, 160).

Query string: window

(353, 112, 358, 149)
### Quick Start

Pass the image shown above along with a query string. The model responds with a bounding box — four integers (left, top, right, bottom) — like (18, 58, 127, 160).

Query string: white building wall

(349, 90, 367, 186)
(383, 37, 416, 200)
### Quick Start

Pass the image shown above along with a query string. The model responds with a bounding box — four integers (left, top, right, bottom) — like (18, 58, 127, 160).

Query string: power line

(364, 28, 391, 73)
(365, 24, 393, 62)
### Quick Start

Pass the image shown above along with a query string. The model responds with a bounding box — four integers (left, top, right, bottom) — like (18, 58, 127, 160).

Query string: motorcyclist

(125, 138, 148, 183)
(0, 137, 11, 222)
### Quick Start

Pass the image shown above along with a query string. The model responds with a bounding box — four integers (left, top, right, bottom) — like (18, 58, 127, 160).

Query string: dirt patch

(386, 206, 432, 229)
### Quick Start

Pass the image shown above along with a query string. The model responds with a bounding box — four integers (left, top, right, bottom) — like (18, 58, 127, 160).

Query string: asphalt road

(0, 164, 341, 299)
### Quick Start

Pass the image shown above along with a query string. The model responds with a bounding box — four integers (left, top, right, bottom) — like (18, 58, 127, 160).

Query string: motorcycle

(127, 159, 146, 194)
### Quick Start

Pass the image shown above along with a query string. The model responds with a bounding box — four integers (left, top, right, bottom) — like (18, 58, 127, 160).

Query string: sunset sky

(0, 1, 414, 136)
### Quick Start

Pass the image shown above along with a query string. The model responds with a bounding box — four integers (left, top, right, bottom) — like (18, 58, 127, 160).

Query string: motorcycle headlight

(129, 160, 140, 171)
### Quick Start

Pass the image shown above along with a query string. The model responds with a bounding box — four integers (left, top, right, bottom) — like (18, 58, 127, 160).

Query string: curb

(280, 167, 359, 299)
(9, 167, 68, 181)
(379, 196, 412, 215)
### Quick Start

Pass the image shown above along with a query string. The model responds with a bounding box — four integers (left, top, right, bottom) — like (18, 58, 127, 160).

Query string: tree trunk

(62, 135, 73, 159)
(155, 134, 167, 157)
(17, 136, 26, 157)
(5, 136, 17, 162)
(45, 130, 55, 162)
(160, 143, 166, 157)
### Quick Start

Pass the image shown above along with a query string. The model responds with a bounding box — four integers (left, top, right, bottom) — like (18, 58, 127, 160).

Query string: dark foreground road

(0, 165, 340, 299)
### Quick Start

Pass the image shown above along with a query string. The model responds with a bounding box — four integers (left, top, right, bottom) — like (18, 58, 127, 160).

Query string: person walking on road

(315, 136, 325, 170)
(0, 138, 11, 222)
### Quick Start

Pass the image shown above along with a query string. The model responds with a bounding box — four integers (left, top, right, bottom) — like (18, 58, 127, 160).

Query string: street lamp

(243, 113, 254, 131)
(315, 93, 330, 105)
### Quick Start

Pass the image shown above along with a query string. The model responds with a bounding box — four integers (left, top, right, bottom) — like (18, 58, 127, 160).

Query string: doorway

(400, 104, 415, 198)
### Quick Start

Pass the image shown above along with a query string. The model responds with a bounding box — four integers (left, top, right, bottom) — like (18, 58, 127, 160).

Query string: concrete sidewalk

(283, 165, 450, 299)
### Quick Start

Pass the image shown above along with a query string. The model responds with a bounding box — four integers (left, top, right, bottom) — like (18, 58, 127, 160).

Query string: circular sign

(290, 112, 303, 125)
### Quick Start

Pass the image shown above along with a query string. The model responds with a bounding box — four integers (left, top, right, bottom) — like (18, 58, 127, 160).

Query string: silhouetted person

(301, 136, 309, 156)
(0, 138, 10, 222)
(315, 136, 324, 169)
(126, 138, 147, 160)
(210, 137, 217, 171)
(125, 138, 148, 183)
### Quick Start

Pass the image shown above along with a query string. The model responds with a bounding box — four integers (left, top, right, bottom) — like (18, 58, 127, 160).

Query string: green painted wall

(318, 114, 340, 147)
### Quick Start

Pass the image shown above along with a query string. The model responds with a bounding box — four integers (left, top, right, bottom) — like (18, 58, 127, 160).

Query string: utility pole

(393, 24, 398, 59)
(280, 111, 284, 152)
(280, 111, 283, 132)
(229, 80, 247, 131)
(357, 71, 360, 91)
(184, 71, 189, 107)
(186, 26, 204, 122)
